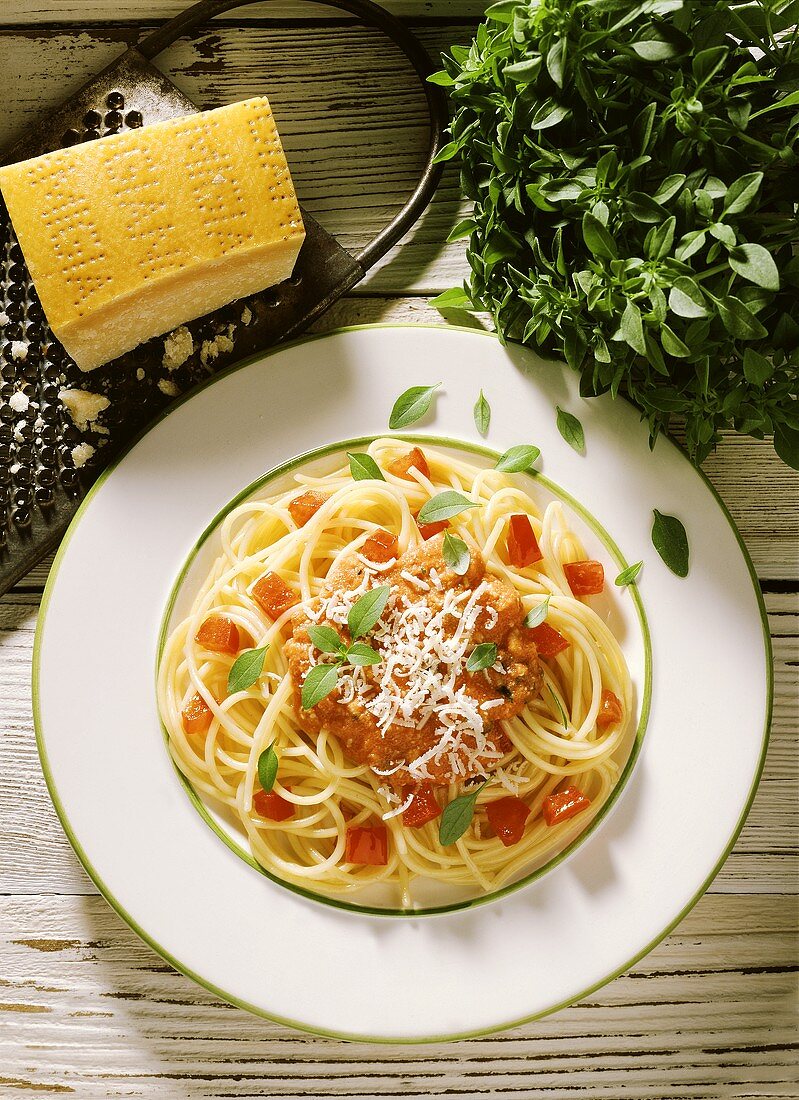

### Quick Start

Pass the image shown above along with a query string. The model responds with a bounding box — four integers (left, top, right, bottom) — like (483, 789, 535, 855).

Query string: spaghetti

(158, 439, 633, 907)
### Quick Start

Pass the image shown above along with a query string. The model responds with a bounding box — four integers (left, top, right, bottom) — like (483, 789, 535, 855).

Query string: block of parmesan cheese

(0, 97, 305, 371)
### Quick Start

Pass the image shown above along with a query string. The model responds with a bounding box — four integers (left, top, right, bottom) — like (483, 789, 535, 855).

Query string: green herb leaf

(347, 585, 391, 640)
(743, 348, 774, 386)
(556, 407, 585, 453)
(774, 425, 799, 471)
(442, 531, 471, 575)
(417, 491, 481, 525)
(524, 597, 550, 628)
(722, 172, 763, 215)
(431, 286, 472, 310)
(466, 642, 498, 672)
(227, 644, 269, 694)
(346, 642, 382, 666)
(301, 663, 340, 709)
(347, 452, 385, 482)
(548, 686, 568, 728)
(582, 212, 617, 260)
(715, 295, 768, 340)
(388, 384, 440, 430)
(494, 444, 541, 472)
(668, 277, 710, 318)
(438, 782, 486, 847)
(620, 300, 646, 356)
(473, 390, 491, 435)
(615, 561, 644, 587)
(307, 624, 345, 655)
(728, 244, 780, 291)
(651, 510, 689, 577)
(257, 745, 278, 793)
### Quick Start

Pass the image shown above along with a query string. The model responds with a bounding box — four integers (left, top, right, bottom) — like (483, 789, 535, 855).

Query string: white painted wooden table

(1, 5, 797, 1097)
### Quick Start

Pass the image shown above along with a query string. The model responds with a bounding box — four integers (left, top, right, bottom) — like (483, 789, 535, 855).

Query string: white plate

(34, 325, 771, 1042)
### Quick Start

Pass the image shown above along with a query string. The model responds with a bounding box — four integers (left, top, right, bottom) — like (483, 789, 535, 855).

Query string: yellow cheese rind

(0, 97, 305, 371)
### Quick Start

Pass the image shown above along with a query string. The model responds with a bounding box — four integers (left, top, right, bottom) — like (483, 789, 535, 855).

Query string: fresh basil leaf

(545, 37, 565, 87)
(347, 585, 391, 640)
(620, 301, 647, 356)
(524, 597, 550, 628)
(743, 348, 775, 386)
(631, 38, 678, 61)
(668, 277, 710, 318)
(466, 642, 498, 672)
(431, 287, 472, 310)
(257, 745, 278, 793)
(307, 624, 346, 655)
(715, 295, 769, 340)
(474, 390, 491, 435)
(549, 686, 568, 728)
(722, 172, 763, 215)
(556, 406, 585, 453)
(495, 444, 541, 472)
(651, 510, 689, 577)
(728, 244, 780, 291)
(581, 212, 617, 260)
(347, 452, 385, 482)
(388, 384, 440, 430)
(301, 663, 340, 709)
(438, 782, 486, 847)
(227, 645, 269, 695)
(614, 561, 644, 587)
(774, 425, 799, 471)
(346, 642, 382, 666)
(442, 531, 471, 576)
(417, 491, 481, 525)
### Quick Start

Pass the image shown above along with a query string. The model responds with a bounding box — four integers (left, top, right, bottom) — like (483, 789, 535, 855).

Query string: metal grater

(0, 0, 446, 595)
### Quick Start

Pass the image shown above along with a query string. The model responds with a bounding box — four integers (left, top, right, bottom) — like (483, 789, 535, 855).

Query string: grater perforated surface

(0, 47, 364, 595)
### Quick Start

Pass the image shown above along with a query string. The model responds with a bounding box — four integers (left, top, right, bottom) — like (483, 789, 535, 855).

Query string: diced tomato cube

(253, 787, 294, 821)
(507, 514, 543, 568)
(597, 689, 623, 729)
(362, 528, 398, 563)
(252, 572, 297, 620)
(414, 512, 449, 540)
(288, 490, 328, 528)
(564, 560, 604, 596)
(486, 795, 531, 847)
(542, 786, 591, 827)
(402, 785, 442, 829)
(181, 692, 213, 735)
(345, 824, 389, 865)
(529, 622, 570, 658)
(195, 614, 240, 655)
(388, 447, 430, 481)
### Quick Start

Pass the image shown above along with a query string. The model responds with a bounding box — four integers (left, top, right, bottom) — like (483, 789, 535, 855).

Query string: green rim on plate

(32, 323, 773, 1043)
(156, 432, 653, 918)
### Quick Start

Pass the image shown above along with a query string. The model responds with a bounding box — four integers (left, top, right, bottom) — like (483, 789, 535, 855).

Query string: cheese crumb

(9, 391, 29, 414)
(59, 388, 109, 431)
(136, 368, 145, 381)
(200, 323, 236, 368)
(10, 341, 28, 361)
(0, 311, 9, 326)
(162, 326, 193, 371)
(158, 378, 180, 397)
(240, 305, 253, 325)
(71, 442, 95, 468)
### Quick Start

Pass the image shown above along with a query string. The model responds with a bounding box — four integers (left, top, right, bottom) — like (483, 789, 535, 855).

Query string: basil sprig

(439, 781, 487, 847)
(442, 530, 470, 575)
(430, 3, 799, 468)
(466, 642, 498, 673)
(348, 453, 384, 482)
(227, 644, 269, 694)
(651, 510, 690, 577)
(473, 390, 491, 435)
(389, 385, 440, 430)
(495, 444, 541, 473)
(301, 587, 390, 709)
(417, 491, 481, 525)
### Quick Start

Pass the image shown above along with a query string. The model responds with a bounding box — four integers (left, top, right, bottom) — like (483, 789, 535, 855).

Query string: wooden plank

(0, 893, 795, 1098)
(1, 587, 795, 896)
(0, 22, 471, 293)
(0, 2, 485, 24)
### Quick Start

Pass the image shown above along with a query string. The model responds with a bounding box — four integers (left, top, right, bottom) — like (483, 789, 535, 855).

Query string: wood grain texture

(0, 8, 797, 1096)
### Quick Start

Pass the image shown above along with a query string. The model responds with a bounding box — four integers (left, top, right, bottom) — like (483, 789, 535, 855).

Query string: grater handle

(138, 0, 448, 272)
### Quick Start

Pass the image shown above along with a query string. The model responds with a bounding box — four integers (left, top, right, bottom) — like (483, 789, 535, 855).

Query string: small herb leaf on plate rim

(227, 644, 269, 695)
(615, 561, 644, 587)
(389, 384, 440, 430)
(257, 744, 279, 793)
(301, 663, 340, 710)
(651, 510, 689, 577)
(524, 596, 550, 628)
(348, 452, 385, 482)
(417, 491, 481, 526)
(556, 407, 585, 453)
(495, 444, 541, 473)
(442, 531, 471, 575)
(466, 642, 498, 672)
(347, 585, 391, 640)
(439, 781, 487, 847)
(473, 390, 491, 435)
